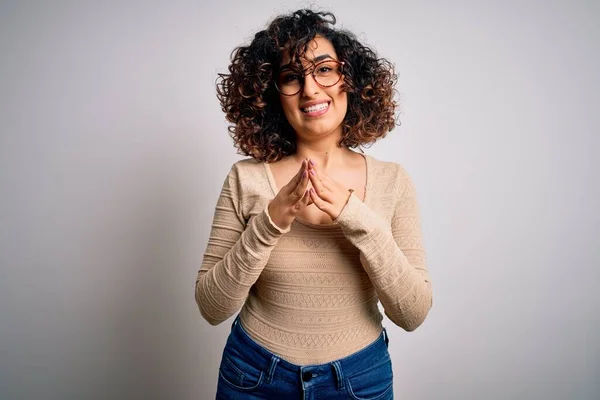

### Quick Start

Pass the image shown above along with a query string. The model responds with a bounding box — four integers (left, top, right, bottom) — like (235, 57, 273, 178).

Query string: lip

(300, 100, 330, 117)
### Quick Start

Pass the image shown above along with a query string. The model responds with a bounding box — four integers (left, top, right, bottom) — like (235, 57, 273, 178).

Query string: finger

(305, 184, 314, 206)
(291, 164, 310, 203)
(309, 188, 333, 213)
(296, 188, 311, 210)
(290, 162, 310, 204)
(308, 167, 333, 202)
(294, 159, 308, 185)
(307, 161, 333, 187)
(284, 159, 307, 195)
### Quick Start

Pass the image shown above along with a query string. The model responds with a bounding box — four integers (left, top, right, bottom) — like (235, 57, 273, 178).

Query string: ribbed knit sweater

(195, 154, 432, 365)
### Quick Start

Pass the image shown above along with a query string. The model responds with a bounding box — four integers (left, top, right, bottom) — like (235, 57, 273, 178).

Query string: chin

(298, 125, 343, 139)
(296, 118, 344, 133)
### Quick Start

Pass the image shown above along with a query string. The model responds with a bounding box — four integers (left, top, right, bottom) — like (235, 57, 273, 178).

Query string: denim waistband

(227, 314, 389, 390)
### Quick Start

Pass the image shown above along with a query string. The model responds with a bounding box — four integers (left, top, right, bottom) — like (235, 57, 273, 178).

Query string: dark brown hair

(216, 9, 399, 163)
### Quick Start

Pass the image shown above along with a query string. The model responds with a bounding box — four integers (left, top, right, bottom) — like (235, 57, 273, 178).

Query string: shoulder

(226, 156, 272, 199)
(367, 154, 417, 198)
(224, 157, 265, 181)
(367, 154, 411, 181)
(230, 157, 263, 172)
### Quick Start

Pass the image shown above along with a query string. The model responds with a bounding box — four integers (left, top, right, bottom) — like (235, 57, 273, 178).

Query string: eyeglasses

(275, 59, 345, 96)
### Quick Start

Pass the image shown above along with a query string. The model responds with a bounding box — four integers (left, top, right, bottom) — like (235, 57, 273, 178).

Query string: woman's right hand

(267, 159, 312, 231)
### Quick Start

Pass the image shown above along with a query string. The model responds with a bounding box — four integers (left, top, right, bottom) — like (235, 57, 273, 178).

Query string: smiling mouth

(301, 102, 330, 113)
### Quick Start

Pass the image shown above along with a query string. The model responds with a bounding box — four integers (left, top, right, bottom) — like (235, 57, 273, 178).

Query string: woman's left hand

(307, 159, 354, 221)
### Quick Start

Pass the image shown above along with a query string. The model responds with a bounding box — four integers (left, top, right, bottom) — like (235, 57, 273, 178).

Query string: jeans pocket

(346, 356, 394, 400)
(218, 350, 264, 391)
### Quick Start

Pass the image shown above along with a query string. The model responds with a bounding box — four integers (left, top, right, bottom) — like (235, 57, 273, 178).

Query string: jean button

(302, 371, 312, 381)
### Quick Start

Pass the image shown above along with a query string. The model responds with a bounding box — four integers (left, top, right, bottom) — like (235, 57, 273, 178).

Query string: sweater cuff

(262, 203, 292, 235)
(333, 193, 388, 239)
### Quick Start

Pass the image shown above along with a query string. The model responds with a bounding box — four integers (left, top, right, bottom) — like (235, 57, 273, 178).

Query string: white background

(1, 0, 598, 398)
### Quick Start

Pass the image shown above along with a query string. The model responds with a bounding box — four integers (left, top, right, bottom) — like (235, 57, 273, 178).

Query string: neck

(291, 133, 352, 170)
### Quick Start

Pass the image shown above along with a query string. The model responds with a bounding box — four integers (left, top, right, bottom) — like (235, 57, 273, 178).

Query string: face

(277, 36, 348, 141)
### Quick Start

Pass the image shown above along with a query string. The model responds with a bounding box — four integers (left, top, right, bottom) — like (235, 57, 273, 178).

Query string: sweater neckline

(263, 153, 371, 229)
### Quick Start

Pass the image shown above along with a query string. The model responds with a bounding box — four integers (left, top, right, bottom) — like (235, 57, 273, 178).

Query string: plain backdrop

(1, 0, 598, 399)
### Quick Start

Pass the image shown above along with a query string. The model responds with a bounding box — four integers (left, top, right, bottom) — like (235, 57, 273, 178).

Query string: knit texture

(195, 154, 432, 365)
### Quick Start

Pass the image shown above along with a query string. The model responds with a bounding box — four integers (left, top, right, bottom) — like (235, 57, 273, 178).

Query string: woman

(195, 9, 432, 399)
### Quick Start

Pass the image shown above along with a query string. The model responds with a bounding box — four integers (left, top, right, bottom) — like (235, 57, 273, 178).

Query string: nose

(301, 72, 320, 97)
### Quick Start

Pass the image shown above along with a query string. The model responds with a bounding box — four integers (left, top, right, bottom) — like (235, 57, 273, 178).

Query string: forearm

(334, 194, 432, 331)
(195, 205, 289, 325)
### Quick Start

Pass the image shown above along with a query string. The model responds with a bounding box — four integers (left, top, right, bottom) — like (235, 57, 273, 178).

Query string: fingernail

(302, 171, 307, 178)
(310, 169, 315, 176)
(309, 159, 315, 166)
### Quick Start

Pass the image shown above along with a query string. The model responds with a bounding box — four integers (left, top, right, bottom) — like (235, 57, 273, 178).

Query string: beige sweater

(195, 154, 432, 365)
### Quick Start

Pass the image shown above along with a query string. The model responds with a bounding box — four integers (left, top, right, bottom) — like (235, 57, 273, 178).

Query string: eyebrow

(280, 54, 335, 71)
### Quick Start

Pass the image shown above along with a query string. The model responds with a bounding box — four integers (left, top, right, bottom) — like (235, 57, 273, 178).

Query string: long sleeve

(333, 163, 432, 331)
(195, 164, 290, 326)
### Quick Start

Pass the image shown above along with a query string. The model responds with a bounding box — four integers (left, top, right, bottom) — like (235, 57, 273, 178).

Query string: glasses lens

(277, 71, 302, 95)
(313, 61, 343, 87)
(276, 60, 343, 95)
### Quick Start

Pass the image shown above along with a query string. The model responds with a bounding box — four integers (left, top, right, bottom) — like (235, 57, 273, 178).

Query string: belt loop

(332, 361, 345, 391)
(265, 355, 279, 384)
(383, 327, 389, 348)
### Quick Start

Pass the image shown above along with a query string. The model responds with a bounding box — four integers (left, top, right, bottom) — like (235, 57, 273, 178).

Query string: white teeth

(302, 102, 329, 113)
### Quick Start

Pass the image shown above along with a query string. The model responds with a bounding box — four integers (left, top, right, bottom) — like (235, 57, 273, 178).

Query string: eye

(281, 73, 301, 83)
(317, 66, 332, 73)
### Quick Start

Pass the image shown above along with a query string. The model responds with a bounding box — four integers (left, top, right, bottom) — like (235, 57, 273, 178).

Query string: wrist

(333, 189, 355, 222)
(267, 202, 290, 231)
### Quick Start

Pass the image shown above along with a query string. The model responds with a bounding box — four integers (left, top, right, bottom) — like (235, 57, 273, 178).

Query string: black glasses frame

(275, 60, 345, 96)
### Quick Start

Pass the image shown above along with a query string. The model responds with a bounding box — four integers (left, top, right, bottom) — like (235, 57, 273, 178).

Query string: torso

(266, 151, 368, 225)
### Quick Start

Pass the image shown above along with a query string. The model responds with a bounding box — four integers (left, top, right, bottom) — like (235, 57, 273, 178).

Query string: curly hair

(216, 9, 399, 163)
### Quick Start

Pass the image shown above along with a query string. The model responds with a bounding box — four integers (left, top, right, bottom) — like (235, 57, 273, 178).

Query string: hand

(307, 159, 354, 221)
(267, 159, 313, 231)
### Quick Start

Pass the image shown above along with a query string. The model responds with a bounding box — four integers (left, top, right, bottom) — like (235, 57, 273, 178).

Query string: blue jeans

(216, 315, 394, 399)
